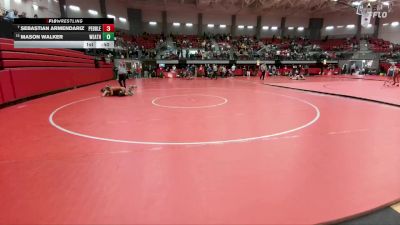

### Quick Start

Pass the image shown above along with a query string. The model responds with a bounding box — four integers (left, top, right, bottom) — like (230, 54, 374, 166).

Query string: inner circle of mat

(151, 94, 228, 109)
(49, 88, 319, 145)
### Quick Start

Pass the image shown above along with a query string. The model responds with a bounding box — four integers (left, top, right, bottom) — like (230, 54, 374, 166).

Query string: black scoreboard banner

(13, 18, 115, 49)
(14, 18, 114, 24)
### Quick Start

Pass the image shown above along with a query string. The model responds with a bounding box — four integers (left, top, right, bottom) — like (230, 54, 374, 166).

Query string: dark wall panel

(127, 8, 143, 35)
(309, 18, 323, 40)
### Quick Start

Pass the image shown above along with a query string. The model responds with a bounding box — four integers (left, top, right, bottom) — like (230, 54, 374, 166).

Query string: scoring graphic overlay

(13, 18, 115, 49)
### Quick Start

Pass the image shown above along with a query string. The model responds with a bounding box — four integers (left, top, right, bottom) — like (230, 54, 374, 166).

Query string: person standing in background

(222, 66, 227, 78)
(350, 63, 356, 75)
(387, 63, 399, 86)
(304, 65, 309, 76)
(260, 64, 266, 80)
(272, 65, 277, 76)
(118, 56, 127, 88)
(213, 64, 218, 79)
(341, 64, 347, 75)
(207, 65, 213, 79)
(247, 66, 251, 77)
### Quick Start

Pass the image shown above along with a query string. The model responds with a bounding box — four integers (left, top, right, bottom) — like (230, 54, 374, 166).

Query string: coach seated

(0, 9, 16, 38)
(2, 9, 18, 22)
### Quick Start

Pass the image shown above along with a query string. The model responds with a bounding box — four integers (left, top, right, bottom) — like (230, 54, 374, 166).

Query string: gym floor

(0, 76, 399, 224)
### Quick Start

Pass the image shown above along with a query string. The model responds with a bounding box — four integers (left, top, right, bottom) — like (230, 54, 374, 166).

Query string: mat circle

(49, 89, 320, 145)
(152, 94, 228, 109)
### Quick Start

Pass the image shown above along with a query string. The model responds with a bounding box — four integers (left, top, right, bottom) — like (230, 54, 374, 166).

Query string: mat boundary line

(265, 83, 400, 108)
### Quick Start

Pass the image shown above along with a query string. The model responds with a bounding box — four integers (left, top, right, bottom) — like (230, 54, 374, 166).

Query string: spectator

(350, 63, 356, 75)
(4, 9, 17, 22)
(19, 12, 26, 18)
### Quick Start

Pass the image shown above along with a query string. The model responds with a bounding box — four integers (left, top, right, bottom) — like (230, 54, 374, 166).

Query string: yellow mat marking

(391, 202, 400, 213)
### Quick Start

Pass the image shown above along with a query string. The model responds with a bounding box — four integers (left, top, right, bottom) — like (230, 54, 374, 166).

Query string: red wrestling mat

(266, 76, 400, 105)
(0, 77, 400, 224)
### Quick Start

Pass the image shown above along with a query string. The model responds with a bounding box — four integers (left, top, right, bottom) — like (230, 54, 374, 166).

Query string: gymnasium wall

(202, 25, 231, 35)
(168, 23, 198, 35)
(166, 10, 197, 24)
(321, 12, 358, 37)
(141, 11, 300, 37)
(379, 26, 400, 44)
(379, 13, 400, 44)
(65, 0, 129, 30)
(143, 22, 163, 35)
(320, 11, 395, 38)
(66, 0, 101, 18)
(285, 16, 309, 38)
(0, 0, 5, 10)
(235, 14, 257, 36)
(203, 13, 231, 26)
(286, 16, 309, 27)
(165, 10, 198, 35)
(4, 0, 60, 18)
(106, 0, 129, 30)
(142, 9, 162, 34)
(260, 15, 281, 37)
(142, 9, 162, 23)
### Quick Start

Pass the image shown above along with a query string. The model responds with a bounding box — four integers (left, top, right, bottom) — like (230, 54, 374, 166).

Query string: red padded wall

(1, 60, 94, 68)
(71, 68, 114, 86)
(0, 38, 14, 44)
(0, 43, 93, 59)
(98, 61, 113, 68)
(0, 51, 93, 64)
(0, 69, 16, 104)
(9, 68, 113, 100)
(0, 38, 111, 104)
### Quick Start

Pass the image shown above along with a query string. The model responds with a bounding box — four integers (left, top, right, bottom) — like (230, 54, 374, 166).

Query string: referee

(118, 56, 127, 88)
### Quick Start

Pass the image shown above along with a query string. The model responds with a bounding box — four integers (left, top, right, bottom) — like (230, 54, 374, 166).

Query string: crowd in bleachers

(381, 51, 400, 61)
(151, 62, 343, 80)
(370, 38, 400, 62)
(111, 32, 362, 61)
(369, 38, 394, 53)
(100, 31, 400, 64)
(111, 32, 160, 59)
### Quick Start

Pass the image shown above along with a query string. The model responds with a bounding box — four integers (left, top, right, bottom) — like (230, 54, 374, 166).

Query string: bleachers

(0, 38, 113, 105)
(305, 39, 353, 51)
(133, 34, 161, 49)
(175, 35, 202, 48)
(260, 38, 353, 51)
(318, 39, 352, 51)
(380, 62, 400, 73)
(369, 38, 391, 53)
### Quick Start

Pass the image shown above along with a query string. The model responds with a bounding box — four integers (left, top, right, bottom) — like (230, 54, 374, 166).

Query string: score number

(102, 24, 115, 32)
(102, 32, 115, 41)
(102, 24, 115, 41)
